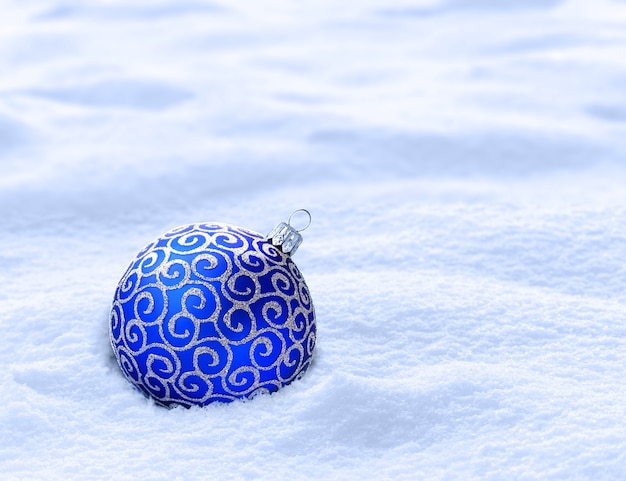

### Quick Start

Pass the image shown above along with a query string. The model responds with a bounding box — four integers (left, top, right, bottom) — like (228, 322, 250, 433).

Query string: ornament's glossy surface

(109, 223, 316, 407)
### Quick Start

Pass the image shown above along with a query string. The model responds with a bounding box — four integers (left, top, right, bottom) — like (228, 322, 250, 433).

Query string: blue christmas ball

(109, 222, 316, 407)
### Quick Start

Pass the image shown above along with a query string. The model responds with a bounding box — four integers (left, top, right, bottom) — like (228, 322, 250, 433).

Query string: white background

(1, 0, 626, 479)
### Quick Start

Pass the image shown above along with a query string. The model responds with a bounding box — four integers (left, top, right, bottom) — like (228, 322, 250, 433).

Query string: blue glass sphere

(109, 223, 316, 407)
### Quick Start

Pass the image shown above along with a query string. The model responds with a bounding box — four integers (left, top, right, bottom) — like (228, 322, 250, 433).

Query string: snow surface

(2, 0, 626, 479)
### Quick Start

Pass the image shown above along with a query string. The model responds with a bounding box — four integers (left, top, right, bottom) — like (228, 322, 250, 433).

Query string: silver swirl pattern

(109, 223, 316, 407)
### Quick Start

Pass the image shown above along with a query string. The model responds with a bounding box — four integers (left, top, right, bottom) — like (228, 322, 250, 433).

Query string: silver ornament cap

(266, 209, 311, 256)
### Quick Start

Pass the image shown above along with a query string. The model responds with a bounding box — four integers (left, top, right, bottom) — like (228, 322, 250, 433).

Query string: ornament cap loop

(288, 209, 312, 232)
(266, 209, 311, 256)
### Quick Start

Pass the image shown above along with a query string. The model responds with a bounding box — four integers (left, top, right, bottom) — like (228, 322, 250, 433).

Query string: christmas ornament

(109, 210, 316, 408)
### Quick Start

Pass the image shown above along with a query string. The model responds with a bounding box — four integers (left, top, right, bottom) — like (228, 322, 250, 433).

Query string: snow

(2, 0, 626, 479)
